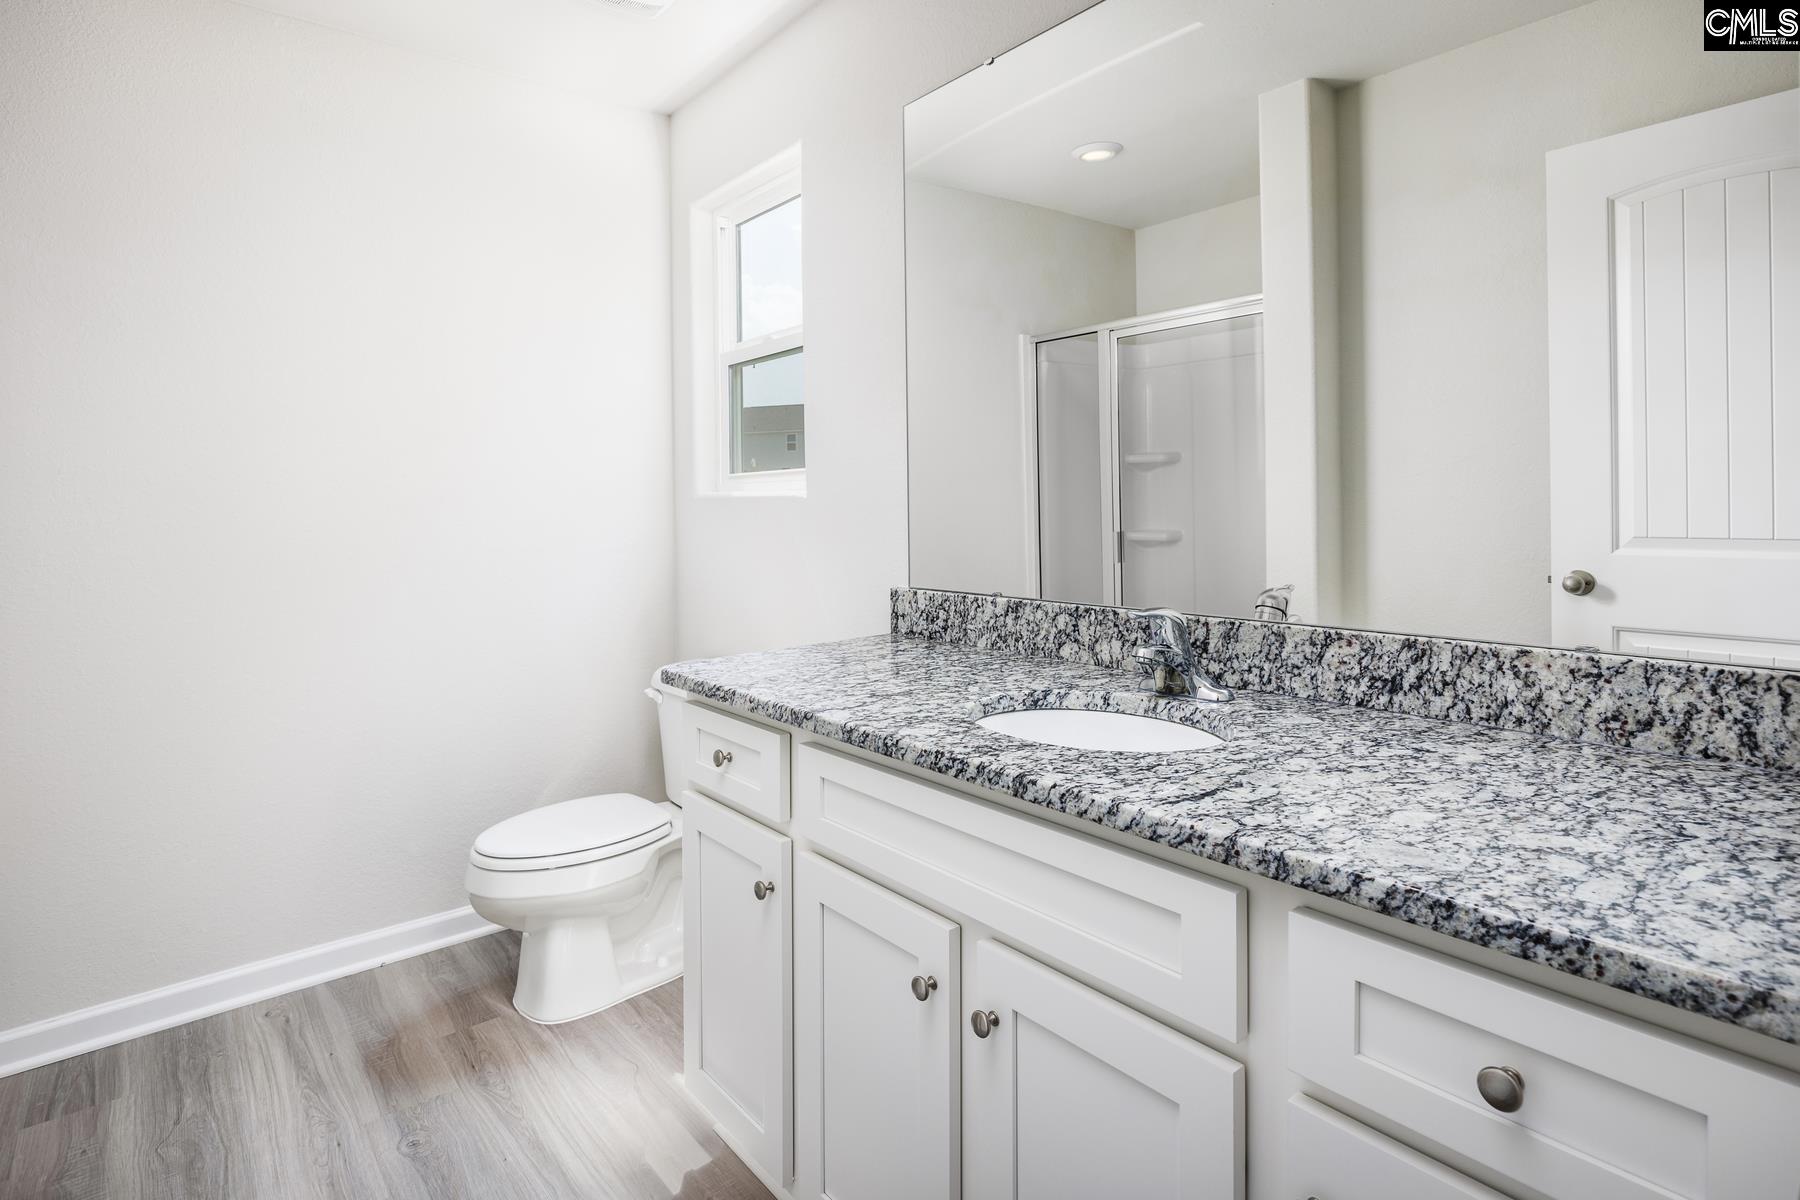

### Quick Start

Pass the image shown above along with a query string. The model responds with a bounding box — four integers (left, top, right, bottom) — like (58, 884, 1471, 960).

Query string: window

(695, 147, 804, 495)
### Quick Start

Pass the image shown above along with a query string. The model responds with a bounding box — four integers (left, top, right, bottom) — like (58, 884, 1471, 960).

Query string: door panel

(1115, 311, 1266, 617)
(1548, 88, 1800, 657)
(794, 853, 960, 1200)
(1286, 1096, 1506, 1200)
(1036, 331, 1111, 606)
(1030, 299, 1266, 613)
(963, 939, 1242, 1200)
(682, 791, 792, 1184)
(1775, 167, 1800, 537)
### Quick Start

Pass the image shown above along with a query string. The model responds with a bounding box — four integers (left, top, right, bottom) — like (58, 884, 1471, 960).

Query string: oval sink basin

(976, 707, 1224, 753)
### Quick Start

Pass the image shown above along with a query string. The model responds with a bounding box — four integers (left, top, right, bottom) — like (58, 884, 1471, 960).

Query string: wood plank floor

(0, 933, 772, 1200)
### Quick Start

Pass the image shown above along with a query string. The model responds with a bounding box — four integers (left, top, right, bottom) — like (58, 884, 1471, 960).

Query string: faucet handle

(1131, 607, 1189, 643)
(1131, 606, 1187, 622)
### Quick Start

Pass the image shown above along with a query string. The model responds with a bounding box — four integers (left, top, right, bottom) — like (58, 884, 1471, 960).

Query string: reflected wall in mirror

(904, 0, 1800, 667)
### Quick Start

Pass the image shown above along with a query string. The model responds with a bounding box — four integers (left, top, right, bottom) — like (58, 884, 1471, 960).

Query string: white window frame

(691, 145, 804, 498)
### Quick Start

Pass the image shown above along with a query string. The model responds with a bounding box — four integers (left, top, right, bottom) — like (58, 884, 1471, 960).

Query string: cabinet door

(683, 790, 792, 1184)
(1286, 1095, 1507, 1200)
(794, 853, 960, 1200)
(964, 939, 1243, 1200)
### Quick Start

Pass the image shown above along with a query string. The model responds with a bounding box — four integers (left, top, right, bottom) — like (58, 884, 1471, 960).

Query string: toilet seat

(470, 793, 673, 872)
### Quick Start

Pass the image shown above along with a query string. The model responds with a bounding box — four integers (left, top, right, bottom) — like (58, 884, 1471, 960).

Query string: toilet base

(513, 950, 683, 1025)
(510, 909, 684, 1024)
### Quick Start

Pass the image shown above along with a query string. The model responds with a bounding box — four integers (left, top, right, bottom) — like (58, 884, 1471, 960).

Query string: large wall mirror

(904, 0, 1799, 667)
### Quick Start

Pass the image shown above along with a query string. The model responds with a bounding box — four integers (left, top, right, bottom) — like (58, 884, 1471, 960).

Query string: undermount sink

(975, 706, 1225, 753)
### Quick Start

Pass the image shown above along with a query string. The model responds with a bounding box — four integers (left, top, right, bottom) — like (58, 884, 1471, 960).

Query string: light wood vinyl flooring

(0, 933, 772, 1200)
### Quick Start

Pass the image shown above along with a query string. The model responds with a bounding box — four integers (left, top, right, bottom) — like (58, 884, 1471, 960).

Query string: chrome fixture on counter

(1132, 608, 1233, 704)
(1254, 584, 1295, 623)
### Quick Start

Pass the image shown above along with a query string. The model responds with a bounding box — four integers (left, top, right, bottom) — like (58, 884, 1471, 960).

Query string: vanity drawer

(793, 741, 1244, 1042)
(1288, 910, 1800, 1200)
(1286, 1095, 1504, 1200)
(673, 702, 790, 823)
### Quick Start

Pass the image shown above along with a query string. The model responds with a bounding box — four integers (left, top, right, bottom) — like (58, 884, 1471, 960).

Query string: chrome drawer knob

(752, 879, 775, 901)
(1560, 570, 1596, 596)
(911, 975, 938, 1002)
(970, 1009, 999, 1038)
(711, 748, 734, 768)
(1476, 1065, 1525, 1113)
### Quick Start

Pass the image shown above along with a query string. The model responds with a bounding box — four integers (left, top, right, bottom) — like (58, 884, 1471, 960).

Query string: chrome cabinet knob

(1561, 570, 1596, 596)
(970, 1009, 999, 1038)
(711, 748, 734, 768)
(1476, 1065, 1525, 1113)
(752, 879, 775, 901)
(911, 975, 938, 1002)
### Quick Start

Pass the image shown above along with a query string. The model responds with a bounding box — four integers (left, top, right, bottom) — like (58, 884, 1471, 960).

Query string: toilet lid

(474, 793, 670, 863)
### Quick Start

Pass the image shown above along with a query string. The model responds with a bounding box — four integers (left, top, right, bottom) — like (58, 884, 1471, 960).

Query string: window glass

(730, 347, 805, 473)
(736, 197, 803, 341)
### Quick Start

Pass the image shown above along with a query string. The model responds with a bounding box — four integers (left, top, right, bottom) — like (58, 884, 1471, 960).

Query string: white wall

(1336, 0, 1795, 644)
(1260, 79, 1341, 628)
(1134, 195, 1263, 315)
(0, 0, 672, 1029)
(906, 181, 1135, 598)
(668, 0, 1097, 659)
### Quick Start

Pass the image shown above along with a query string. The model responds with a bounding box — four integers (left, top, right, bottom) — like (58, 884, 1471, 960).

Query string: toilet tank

(648, 671, 687, 807)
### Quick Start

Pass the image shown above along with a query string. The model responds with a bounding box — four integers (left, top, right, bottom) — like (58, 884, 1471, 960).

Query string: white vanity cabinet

(682, 790, 793, 1184)
(1285, 1095, 1506, 1200)
(1288, 911, 1800, 1200)
(666, 695, 1800, 1200)
(963, 937, 1244, 1200)
(793, 851, 961, 1200)
(669, 699, 792, 823)
(792, 856, 1242, 1200)
(792, 739, 1246, 1042)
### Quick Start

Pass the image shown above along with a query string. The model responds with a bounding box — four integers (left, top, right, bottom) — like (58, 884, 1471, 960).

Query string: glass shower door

(1114, 308, 1265, 616)
(1035, 332, 1113, 606)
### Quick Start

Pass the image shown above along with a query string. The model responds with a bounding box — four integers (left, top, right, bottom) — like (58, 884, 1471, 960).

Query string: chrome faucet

(1131, 608, 1234, 703)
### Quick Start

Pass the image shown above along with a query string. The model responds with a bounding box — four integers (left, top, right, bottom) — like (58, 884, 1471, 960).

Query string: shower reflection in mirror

(1030, 301, 1269, 618)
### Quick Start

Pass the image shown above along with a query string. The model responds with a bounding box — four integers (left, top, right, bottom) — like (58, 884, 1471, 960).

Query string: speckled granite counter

(662, 634, 1800, 1044)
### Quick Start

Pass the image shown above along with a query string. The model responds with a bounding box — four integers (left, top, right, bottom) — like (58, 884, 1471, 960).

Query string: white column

(1257, 78, 1341, 624)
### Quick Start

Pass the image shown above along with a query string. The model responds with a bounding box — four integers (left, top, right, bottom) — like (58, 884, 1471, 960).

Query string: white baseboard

(0, 906, 501, 1079)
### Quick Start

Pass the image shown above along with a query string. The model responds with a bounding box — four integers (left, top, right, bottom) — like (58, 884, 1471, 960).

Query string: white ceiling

(906, 0, 1593, 230)
(227, 0, 822, 113)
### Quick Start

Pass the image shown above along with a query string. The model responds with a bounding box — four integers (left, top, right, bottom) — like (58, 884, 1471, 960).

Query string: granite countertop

(662, 633, 1800, 1045)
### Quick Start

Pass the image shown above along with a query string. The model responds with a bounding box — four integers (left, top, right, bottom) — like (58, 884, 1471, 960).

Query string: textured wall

(0, 0, 673, 1028)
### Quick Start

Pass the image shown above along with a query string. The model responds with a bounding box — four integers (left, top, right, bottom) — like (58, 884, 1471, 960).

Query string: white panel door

(1286, 1096, 1507, 1200)
(1548, 88, 1800, 665)
(793, 853, 960, 1200)
(1115, 309, 1267, 618)
(682, 791, 792, 1184)
(963, 939, 1243, 1200)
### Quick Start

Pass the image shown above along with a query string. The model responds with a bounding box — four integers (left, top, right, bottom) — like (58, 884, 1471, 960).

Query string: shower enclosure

(1029, 296, 1266, 616)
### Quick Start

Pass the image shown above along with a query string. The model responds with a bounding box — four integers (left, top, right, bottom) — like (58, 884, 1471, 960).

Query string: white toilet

(465, 792, 682, 1024)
